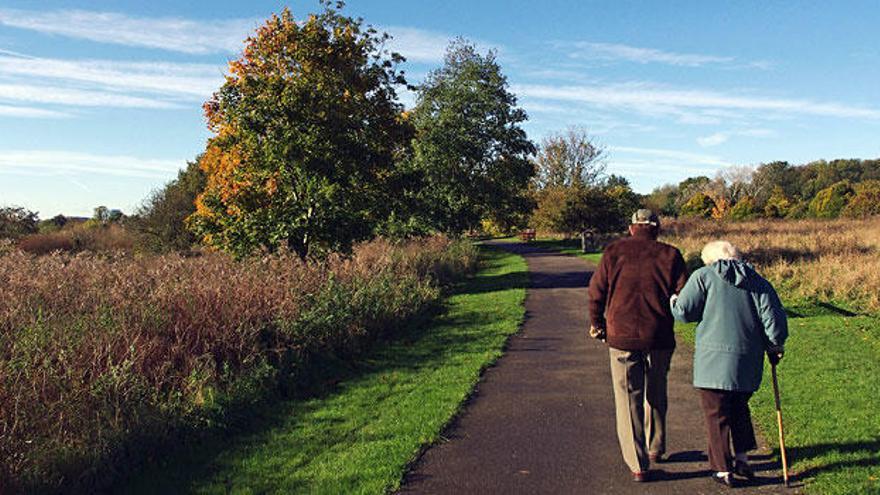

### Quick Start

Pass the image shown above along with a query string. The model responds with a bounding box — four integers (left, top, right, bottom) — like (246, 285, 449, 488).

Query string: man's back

(588, 232, 687, 351)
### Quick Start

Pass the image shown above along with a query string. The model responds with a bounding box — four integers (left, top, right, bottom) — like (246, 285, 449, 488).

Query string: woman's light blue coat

(671, 260, 788, 392)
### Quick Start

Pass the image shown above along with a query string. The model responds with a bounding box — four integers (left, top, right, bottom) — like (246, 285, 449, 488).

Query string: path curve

(400, 241, 789, 494)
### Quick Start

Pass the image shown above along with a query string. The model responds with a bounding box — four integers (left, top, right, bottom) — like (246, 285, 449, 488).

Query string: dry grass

(661, 217, 880, 311)
(0, 236, 476, 493)
(17, 224, 137, 255)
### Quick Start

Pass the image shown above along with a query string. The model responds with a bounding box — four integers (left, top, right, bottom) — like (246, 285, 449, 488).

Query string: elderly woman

(671, 241, 787, 488)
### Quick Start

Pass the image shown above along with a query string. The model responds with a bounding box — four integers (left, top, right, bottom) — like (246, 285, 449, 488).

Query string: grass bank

(121, 245, 528, 494)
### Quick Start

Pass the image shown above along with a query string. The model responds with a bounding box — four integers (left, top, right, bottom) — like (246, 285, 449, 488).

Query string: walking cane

(771, 363, 790, 487)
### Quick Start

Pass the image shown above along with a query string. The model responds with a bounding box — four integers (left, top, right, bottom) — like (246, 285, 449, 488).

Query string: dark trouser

(698, 388, 758, 472)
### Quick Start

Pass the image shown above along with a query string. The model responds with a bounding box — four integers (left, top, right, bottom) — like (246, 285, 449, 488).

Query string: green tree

(644, 184, 678, 217)
(808, 180, 854, 218)
(188, 3, 411, 259)
(0, 206, 38, 239)
(409, 39, 536, 234)
(680, 192, 716, 218)
(841, 180, 880, 218)
(133, 157, 207, 251)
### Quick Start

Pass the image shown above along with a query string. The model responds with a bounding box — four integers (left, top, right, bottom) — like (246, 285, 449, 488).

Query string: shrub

(728, 197, 759, 221)
(763, 186, 793, 218)
(0, 206, 38, 239)
(679, 192, 716, 218)
(0, 236, 476, 492)
(841, 180, 880, 218)
(808, 180, 854, 218)
(17, 224, 137, 255)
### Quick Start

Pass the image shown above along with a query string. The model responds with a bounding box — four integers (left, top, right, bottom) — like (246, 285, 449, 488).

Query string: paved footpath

(400, 241, 792, 494)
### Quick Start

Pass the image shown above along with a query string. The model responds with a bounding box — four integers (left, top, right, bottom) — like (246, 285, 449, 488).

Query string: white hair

(701, 240, 741, 265)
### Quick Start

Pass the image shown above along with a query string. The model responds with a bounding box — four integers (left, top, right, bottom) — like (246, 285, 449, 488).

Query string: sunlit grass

(676, 305, 880, 495)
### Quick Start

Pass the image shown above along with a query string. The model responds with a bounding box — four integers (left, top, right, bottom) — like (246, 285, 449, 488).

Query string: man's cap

(631, 208, 659, 226)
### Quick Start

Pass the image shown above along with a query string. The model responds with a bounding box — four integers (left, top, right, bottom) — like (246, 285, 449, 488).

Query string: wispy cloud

(0, 150, 184, 178)
(0, 83, 178, 108)
(571, 42, 734, 67)
(511, 82, 880, 121)
(697, 128, 776, 147)
(0, 8, 256, 54)
(557, 41, 772, 70)
(0, 55, 223, 98)
(611, 145, 733, 168)
(0, 104, 70, 118)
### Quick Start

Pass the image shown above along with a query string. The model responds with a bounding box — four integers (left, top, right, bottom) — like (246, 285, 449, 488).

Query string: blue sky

(1, 1, 878, 217)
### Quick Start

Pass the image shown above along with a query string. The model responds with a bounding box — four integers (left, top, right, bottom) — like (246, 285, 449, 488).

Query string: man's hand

(767, 345, 784, 366)
(589, 325, 606, 342)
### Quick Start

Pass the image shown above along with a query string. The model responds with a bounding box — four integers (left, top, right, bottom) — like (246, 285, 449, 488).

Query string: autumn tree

(188, 3, 411, 259)
(409, 39, 536, 234)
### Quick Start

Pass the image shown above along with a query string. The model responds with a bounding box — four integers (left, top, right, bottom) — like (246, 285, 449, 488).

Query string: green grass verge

(676, 305, 880, 495)
(121, 246, 527, 494)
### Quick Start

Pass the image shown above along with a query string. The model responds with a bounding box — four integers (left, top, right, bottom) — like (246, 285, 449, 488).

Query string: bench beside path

(400, 241, 788, 494)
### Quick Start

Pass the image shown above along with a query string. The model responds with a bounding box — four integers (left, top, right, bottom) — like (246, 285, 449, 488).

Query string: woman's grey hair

(701, 240, 741, 265)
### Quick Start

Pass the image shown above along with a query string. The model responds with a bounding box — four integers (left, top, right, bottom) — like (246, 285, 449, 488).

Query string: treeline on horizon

(645, 158, 880, 221)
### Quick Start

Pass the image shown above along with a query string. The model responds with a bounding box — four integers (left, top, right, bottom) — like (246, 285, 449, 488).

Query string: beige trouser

(608, 347, 674, 473)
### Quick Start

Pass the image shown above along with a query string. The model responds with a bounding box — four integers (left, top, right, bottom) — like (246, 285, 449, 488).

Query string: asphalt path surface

(400, 241, 793, 494)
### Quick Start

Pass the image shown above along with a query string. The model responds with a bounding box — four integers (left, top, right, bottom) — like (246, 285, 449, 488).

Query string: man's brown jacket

(587, 230, 688, 351)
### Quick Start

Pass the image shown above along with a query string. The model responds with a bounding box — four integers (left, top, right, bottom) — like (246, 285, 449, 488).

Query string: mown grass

(121, 246, 528, 494)
(676, 306, 880, 495)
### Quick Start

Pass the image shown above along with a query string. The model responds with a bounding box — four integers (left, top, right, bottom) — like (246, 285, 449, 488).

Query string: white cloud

(0, 55, 223, 99)
(0, 8, 256, 54)
(611, 145, 733, 168)
(384, 26, 452, 63)
(697, 128, 777, 147)
(0, 104, 71, 118)
(0, 83, 178, 108)
(383, 26, 503, 64)
(571, 42, 734, 67)
(0, 150, 184, 178)
(697, 132, 729, 147)
(511, 82, 880, 120)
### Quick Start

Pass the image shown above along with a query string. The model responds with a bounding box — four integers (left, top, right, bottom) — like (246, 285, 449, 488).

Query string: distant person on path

(671, 240, 788, 488)
(587, 209, 688, 482)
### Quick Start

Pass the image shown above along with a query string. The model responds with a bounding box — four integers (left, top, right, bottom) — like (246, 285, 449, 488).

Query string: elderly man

(587, 209, 688, 482)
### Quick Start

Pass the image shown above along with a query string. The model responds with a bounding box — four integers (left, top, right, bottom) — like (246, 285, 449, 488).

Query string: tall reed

(0, 236, 477, 493)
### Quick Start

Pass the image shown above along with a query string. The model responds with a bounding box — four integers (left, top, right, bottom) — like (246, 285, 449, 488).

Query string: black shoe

(734, 460, 755, 479)
(712, 472, 736, 488)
